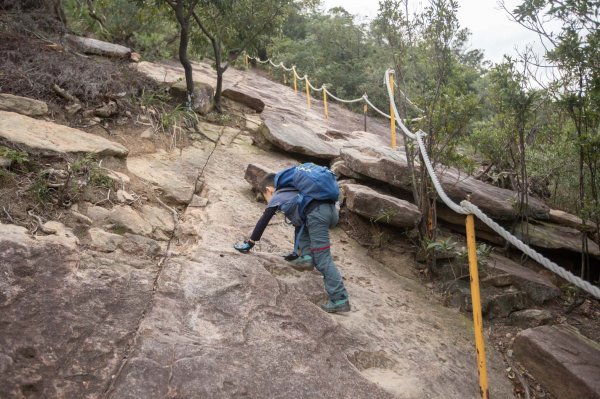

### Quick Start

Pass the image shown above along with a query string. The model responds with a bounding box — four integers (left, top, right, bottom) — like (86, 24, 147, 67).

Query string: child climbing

(234, 163, 350, 313)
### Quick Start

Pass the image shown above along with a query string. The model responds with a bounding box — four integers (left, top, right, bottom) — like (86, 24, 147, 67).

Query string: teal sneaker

(287, 255, 313, 271)
(320, 298, 351, 313)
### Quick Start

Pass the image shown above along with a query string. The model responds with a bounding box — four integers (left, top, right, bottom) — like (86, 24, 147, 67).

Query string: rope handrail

(364, 95, 391, 119)
(245, 54, 600, 298)
(325, 89, 365, 104)
(383, 68, 600, 299)
(306, 77, 323, 92)
(247, 55, 392, 116)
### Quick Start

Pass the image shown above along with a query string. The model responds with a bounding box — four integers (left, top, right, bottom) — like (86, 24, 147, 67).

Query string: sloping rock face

(341, 146, 550, 220)
(0, 223, 159, 398)
(343, 183, 421, 227)
(106, 250, 395, 399)
(513, 324, 600, 399)
(0, 93, 48, 116)
(0, 111, 128, 157)
(64, 34, 132, 58)
(135, 61, 392, 159)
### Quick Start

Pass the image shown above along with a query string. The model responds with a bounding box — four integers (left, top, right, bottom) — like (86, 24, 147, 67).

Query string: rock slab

(513, 324, 600, 399)
(0, 111, 128, 157)
(222, 88, 265, 113)
(486, 253, 561, 305)
(244, 163, 274, 191)
(0, 223, 159, 397)
(341, 146, 550, 220)
(514, 220, 600, 258)
(127, 144, 209, 205)
(343, 183, 421, 227)
(0, 93, 48, 116)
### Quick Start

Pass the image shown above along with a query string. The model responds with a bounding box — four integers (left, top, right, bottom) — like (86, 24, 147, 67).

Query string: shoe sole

(321, 304, 351, 313)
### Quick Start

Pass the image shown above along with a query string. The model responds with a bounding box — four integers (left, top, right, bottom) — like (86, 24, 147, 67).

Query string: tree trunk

(214, 43, 223, 112)
(174, 0, 194, 110)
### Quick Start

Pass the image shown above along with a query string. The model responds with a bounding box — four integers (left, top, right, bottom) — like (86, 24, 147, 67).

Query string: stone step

(0, 111, 128, 157)
(342, 183, 421, 228)
(513, 324, 600, 399)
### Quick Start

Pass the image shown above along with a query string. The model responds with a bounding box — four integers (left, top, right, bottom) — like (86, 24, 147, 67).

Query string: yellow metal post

(293, 72, 297, 94)
(466, 212, 490, 399)
(389, 72, 397, 149)
(305, 77, 311, 110)
(323, 88, 328, 120)
(244, 54, 248, 68)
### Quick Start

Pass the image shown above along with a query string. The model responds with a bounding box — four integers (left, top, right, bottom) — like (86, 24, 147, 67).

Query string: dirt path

(106, 129, 514, 398)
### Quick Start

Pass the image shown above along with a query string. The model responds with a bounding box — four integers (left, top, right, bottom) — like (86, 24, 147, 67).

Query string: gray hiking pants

(297, 203, 348, 302)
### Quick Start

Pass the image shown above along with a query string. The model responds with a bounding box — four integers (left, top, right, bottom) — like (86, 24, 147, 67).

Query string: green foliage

(28, 173, 52, 203)
(138, 88, 171, 107)
(64, 0, 178, 59)
(0, 146, 28, 165)
(72, 154, 115, 189)
(424, 237, 456, 253)
(456, 242, 493, 267)
(371, 208, 399, 224)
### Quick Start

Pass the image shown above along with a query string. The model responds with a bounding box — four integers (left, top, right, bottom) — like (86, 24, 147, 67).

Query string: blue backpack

(274, 163, 339, 254)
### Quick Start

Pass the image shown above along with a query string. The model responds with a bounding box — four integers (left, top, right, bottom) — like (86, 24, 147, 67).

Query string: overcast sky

(321, 0, 547, 64)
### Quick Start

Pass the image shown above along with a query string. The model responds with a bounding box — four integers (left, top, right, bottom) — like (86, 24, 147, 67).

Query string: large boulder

(485, 253, 561, 305)
(0, 111, 128, 157)
(513, 324, 600, 399)
(343, 184, 421, 228)
(64, 34, 131, 59)
(169, 80, 214, 115)
(259, 119, 339, 159)
(0, 93, 48, 116)
(244, 163, 274, 191)
(222, 89, 265, 113)
(341, 146, 550, 220)
(509, 309, 554, 328)
(330, 159, 364, 180)
(549, 209, 595, 232)
(513, 220, 600, 258)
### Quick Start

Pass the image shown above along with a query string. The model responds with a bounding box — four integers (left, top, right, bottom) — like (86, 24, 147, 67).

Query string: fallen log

(64, 34, 132, 59)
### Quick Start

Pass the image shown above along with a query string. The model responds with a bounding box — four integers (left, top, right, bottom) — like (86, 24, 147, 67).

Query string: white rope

(325, 89, 365, 104)
(306, 77, 323, 92)
(292, 66, 303, 80)
(244, 56, 599, 298)
(393, 81, 425, 113)
(385, 69, 417, 139)
(364, 95, 391, 119)
(384, 68, 600, 299)
(461, 201, 600, 299)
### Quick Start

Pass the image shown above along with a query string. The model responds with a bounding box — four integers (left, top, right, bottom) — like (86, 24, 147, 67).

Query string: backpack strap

(292, 224, 305, 256)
